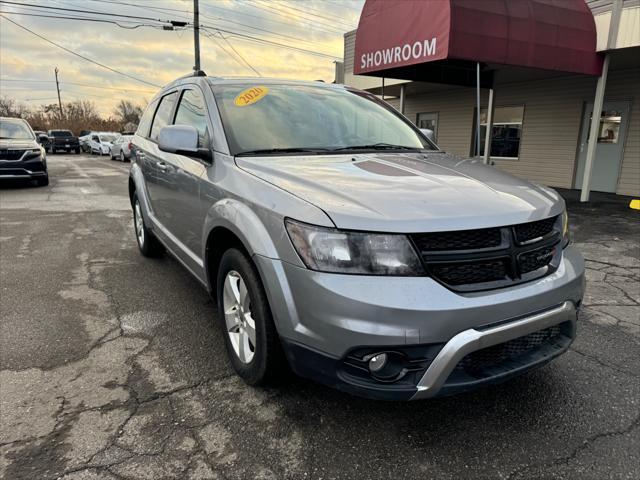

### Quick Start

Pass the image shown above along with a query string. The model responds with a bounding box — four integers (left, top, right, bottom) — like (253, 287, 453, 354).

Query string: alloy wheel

(134, 200, 144, 246)
(223, 270, 256, 364)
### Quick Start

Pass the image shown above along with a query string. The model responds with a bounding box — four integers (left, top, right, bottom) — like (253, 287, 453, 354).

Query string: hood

(236, 152, 565, 232)
(0, 139, 38, 150)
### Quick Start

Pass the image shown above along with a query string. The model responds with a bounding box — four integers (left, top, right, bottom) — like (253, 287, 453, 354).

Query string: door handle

(157, 161, 168, 171)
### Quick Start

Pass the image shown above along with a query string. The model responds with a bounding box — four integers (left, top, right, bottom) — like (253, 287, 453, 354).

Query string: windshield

(211, 84, 435, 155)
(0, 120, 34, 140)
(99, 135, 117, 143)
(51, 131, 73, 137)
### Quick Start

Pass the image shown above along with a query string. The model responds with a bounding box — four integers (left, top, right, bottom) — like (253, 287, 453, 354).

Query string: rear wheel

(75, 147, 80, 154)
(132, 193, 163, 257)
(120, 151, 125, 162)
(217, 248, 284, 385)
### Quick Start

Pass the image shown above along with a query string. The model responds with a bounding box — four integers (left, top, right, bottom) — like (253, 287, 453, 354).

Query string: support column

(483, 88, 494, 164)
(581, 0, 620, 202)
(399, 84, 406, 115)
(476, 62, 481, 156)
(580, 54, 610, 202)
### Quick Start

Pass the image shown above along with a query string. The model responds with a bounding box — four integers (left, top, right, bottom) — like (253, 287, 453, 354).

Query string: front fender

(202, 198, 279, 260)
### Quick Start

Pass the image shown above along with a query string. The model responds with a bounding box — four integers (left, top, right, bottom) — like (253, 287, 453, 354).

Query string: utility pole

(193, 0, 201, 72)
(54, 67, 64, 118)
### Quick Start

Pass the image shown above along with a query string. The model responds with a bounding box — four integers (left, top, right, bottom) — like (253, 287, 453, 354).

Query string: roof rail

(173, 70, 208, 81)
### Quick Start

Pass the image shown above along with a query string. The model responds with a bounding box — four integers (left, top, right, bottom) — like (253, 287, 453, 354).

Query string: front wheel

(120, 151, 125, 162)
(132, 194, 163, 257)
(217, 248, 284, 385)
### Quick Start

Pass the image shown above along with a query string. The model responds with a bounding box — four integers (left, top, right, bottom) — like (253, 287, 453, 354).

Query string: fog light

(368, 353, 388, 373)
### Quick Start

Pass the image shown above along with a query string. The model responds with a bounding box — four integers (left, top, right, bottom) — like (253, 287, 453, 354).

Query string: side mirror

(420, 128, 435, 142)
(37, 134, 48, 144)
(158, 125, 211, 162)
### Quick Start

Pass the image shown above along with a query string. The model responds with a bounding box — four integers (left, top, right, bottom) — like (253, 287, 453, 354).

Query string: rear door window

(173, 88, 210, 148)
(150, 92, 178, 141)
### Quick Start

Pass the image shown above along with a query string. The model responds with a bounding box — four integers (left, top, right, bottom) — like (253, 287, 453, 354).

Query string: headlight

(561, 209, 570, 247)
(24, 149, 42, 159)
(285, 219, 424, 275)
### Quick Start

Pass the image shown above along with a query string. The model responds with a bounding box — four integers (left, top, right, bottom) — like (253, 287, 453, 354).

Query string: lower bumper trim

(411, 301, 576, 399)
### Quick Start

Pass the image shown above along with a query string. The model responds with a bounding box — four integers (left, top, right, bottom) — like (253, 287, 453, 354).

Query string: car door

(139, 91, 179, 222)
(159, 86, 211, 263)
(91, 135, 100, 153)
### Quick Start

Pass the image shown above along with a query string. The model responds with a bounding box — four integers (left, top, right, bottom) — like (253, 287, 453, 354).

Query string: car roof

(160, 73, 345, 92)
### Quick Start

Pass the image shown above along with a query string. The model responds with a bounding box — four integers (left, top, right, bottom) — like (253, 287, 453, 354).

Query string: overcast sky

(0, 0, 364, 115)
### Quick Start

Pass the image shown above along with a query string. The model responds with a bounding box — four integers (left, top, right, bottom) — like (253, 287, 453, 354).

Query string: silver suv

(129, 74, 585, 400)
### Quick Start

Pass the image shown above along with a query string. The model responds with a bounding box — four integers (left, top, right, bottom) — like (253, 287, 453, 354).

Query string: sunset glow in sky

(0, 0, 364, 115)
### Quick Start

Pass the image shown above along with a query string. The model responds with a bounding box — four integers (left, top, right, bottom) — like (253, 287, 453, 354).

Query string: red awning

(354, 0, 603, 82)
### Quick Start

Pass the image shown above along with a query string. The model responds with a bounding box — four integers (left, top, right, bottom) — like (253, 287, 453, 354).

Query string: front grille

(412, 227, 502, 251)
(0, 149, 25, 160)
(410, 215, 560, 291)
(519, 246, 556, 274)
(514, 217, 556, 244)
(456, 325, 562, 375)
(431, 260, 507, 285)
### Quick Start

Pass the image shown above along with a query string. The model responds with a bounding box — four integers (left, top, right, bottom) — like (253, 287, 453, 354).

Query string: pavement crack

(506, 413, 640, 479)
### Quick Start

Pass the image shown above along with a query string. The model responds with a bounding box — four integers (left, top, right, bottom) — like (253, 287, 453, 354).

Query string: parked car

(1, 117, 48, 186)
(88, 132, 119, 155)
(109, 134, 134, 161)
(79, 133, 92, 152)
(46, 129, 80, 154)
(129, 75, 584, 400)
(33, 130, 50, 150)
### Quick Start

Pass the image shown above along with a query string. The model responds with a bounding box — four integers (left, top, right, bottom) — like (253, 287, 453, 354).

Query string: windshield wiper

(236, 147, 332, 156)
(330, 143, 422, 152)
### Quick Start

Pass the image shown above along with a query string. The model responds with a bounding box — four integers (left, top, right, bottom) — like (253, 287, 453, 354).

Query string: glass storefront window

(416, 112, 438, 141)
(587, 110, 622, 144)
(474, 105, 524, 159)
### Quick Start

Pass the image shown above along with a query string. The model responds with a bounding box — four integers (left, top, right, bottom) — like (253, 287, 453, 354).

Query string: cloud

(0, 0, 363, 115)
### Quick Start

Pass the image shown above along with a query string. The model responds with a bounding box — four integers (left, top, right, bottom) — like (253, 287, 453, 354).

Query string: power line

(0, 0, 181, 24)
(0, 10, 175, 29)
(0, 15, 161, 88)
(0, 78, 157, 93)
(203, 31, 253, 75)
(262, 0, 355, 28)
(220, 36, 261, 77)
(203, 31, 261, 77)
(245, 0, 347, 35)
(199, 25, 339, 59)
(90, 0, 342, 59)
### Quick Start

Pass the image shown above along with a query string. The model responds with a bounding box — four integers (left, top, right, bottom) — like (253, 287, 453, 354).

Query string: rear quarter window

(136, 98, 159, 139)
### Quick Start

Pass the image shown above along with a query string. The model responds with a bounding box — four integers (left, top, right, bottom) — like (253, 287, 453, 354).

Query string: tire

(109, 149, 115, 160)
(120, 151, 125, 162)
(35, 175, 49, 187)
(75, 147, 80, 154)
(132, 193, 163, 257)
(216, 248, 284, 385)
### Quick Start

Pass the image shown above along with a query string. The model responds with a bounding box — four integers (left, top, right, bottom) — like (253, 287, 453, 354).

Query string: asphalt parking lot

(1, 154, 639, 480)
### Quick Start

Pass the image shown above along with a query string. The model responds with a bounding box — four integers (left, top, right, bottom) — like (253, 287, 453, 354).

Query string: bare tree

(0, 96, 31, 118)
(113, 100, 143, 126)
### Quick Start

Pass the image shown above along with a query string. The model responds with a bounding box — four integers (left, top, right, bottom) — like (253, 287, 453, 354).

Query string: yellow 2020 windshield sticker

(234, 86, 269, 107)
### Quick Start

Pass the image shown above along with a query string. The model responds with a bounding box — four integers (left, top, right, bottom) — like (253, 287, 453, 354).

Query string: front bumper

(0, 157, 47, 179)
(255, 245, 585, 400)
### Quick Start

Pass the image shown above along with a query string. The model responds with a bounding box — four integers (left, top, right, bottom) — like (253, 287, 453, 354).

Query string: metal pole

(399, 84, 405, 114)
(581, 54, 610, 202)
(54, 67, 63, 119)
(476, 62, 481, 156)
(381, 77, 385, 100)
(483, 88, 494, 164)
(193, 0, 201, 71)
